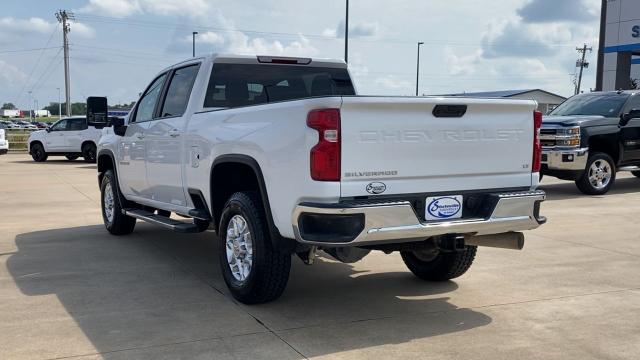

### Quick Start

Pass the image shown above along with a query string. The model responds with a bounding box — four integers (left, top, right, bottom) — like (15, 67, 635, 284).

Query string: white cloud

(0, 60, 27, 87)
(190, 31, 225, 46)
(80, 0, 141, 18)
(80, 0, 211, 19)
(322, 21, 379, 38)
(375, 75, 412, 93)
(224, 32, 318, 57)
(0, 17, 94, 43)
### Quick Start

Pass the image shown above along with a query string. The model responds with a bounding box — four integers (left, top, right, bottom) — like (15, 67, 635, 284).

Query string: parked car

(28, 117, 102, 162)
(31, 121, 49, 129)
(91, 54, 546, 304)
(0, 128, 8, 154)
(1, 120, 21, 129)
(540, 90, 640, 195)
(15, 120, 37, 129)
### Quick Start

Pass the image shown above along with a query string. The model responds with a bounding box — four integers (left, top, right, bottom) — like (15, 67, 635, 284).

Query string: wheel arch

(29, 140, 43, 153)
(210, 154, 294, 253)
(97, 149, 130, 207)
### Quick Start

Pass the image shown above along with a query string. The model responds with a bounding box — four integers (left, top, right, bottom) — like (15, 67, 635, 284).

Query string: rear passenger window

(68, 118, 87, 131)
(160, 64, 200, 118)
(203, 63, 355, 108)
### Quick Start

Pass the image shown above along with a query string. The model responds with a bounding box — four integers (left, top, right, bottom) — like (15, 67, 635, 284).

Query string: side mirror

(45, 127, 51, 133)
(86, 96, 108, 128)
(621, 109, 640, 126)
(110, 117, 127, 136)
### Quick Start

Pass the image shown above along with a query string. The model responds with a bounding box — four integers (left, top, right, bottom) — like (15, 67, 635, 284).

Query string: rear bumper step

(123, 209, 202, 233)
(292, 190, 546, 246)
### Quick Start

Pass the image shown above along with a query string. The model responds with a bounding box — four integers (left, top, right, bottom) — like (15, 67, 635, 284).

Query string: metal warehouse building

(597, 0, 640, 90)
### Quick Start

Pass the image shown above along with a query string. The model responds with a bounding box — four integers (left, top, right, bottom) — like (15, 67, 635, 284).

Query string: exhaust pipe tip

(465, 232, 525, 250)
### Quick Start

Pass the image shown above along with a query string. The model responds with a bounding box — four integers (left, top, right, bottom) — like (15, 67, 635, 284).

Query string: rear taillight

(532, 111, 542, 173)
(307, 108, 341, 181)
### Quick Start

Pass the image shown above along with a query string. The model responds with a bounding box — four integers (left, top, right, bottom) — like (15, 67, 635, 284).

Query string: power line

(74, 14, 577, 49)
(0, 46, 60, 54)
(13, 26, 59, 107)
(28, 47, 64, 95)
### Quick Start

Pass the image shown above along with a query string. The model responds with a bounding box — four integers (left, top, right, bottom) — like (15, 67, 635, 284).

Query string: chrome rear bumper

(292, 190, 546, 246)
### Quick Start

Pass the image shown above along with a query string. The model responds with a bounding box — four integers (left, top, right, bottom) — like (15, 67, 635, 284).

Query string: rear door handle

(169, 129, 181, 137)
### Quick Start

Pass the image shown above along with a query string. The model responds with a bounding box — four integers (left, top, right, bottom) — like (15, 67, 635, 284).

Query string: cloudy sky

(0, 0, 601, 109)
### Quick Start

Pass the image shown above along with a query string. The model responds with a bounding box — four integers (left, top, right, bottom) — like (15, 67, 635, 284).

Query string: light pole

(28, 91, 33, 120)
(57, 87, 62, 118)
(416, 42, 424, 96)
(192, 31, 198, 57)
(34, 99, 38, 118)
(344, 0, 349, 64)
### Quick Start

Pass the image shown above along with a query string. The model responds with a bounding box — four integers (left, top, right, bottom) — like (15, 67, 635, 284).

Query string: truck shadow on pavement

(10, 159, 96, 169)
(540, 177, 640, 201)
(7, 224, 492, 358)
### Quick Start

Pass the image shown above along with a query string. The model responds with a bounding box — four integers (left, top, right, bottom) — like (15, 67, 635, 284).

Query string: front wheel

(101, 169, 136, 235)
(400, 246, 477, 281)
(31, 143, 47, 162)
(82, 143, 97, 163)
(575, 152, 616, 195)
(218, 191, 291, 304)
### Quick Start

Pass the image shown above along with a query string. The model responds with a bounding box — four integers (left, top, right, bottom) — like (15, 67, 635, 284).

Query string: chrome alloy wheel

(103, 182, 115, 223)
(225, 215, 253, 282)
(588, 159, 612, 190)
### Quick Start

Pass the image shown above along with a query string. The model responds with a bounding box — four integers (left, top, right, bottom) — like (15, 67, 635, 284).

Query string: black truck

(540, 91, 640, 195)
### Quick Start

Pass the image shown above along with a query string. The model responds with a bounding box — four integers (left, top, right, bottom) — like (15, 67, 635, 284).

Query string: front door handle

(136, 133, 145, 140)
(169, 129, 180, 137)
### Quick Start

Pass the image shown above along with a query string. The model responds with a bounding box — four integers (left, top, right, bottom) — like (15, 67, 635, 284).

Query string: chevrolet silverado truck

(89, 54, 546, 304)
(541, 91, 640, 195)
(28, 116, 101, 163)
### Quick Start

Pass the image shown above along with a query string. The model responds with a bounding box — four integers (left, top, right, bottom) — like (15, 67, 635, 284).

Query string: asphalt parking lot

(1, 153, 640, 360)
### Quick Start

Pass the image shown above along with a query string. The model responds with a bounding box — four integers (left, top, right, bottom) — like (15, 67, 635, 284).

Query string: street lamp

(27, 91, 33, 120)
(192, 31, 198, 57)
(416, 42, 424, 96)
(57, 87, 62, 118)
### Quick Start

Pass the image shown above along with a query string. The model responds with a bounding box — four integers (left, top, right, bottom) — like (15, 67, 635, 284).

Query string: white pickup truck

(90, 54, 546, 304)
(28, 117, 101, 162)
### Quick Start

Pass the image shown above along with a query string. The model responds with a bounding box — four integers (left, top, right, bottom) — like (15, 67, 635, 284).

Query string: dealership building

(597, 0, 640, 90)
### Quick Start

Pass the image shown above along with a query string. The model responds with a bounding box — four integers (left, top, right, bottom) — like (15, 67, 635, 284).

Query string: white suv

(28, 117, 102, 163)
(0, 127, 8, 154)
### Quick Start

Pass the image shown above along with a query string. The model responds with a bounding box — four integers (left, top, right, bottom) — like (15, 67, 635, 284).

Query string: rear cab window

(203, 63, 355, 108)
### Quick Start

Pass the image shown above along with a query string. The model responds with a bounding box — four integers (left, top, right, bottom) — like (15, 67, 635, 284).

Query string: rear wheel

(82, 142, 97, 163)
(575, 152, 616, 195)
(65, 155, 79, 161)
(101, 169, 136, 235)
(400, 246, 477, 281)
(30, 143, 47, 162)
(218, 191, 291, 304)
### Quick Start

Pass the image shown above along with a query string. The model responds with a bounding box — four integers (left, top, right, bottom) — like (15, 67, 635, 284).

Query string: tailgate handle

(432, 105, 467, 118)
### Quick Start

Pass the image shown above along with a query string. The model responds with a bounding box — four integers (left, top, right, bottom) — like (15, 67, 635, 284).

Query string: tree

(1, 103, 16, 110)
(43, 102, 87, 116)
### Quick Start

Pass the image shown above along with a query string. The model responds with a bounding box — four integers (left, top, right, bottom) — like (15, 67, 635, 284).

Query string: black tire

(65, 155, 79, 161)
(400, 246, 477, 281)
(30, 143, 47, 162)
(575, 152, 616, 195)
(632, 171, 640, 178)
(218, 191, 291, 304)
(82, 142, 97, 163)
(100, 169, 136, 235)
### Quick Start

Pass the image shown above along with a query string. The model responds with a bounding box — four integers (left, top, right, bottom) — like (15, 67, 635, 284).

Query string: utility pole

(56, 10, 73, 116)
(344, 0, 349, 64)
(416, 42, 424, 96)
(192, 31, 198, 57)
(575, 44, 593, 95)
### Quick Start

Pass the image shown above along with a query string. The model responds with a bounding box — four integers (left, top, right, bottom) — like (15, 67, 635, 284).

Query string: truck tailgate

(339, 96, 537, 197)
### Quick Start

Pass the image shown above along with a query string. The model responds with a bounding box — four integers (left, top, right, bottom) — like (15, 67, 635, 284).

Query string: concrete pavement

(1, 153, 640, 359)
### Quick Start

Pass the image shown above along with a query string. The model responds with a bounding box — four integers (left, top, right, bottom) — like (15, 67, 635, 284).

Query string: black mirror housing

(86, 96, 108, 127)
(109, 116, 127, 136)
